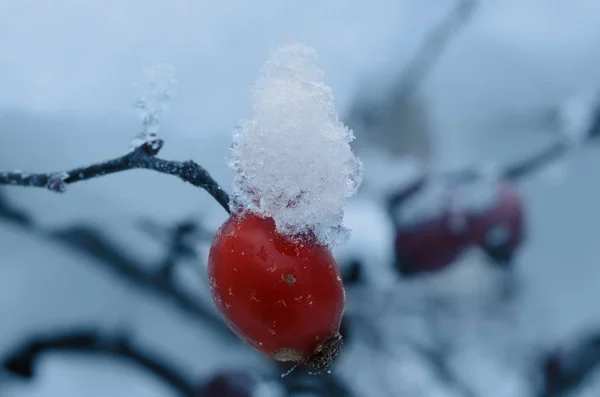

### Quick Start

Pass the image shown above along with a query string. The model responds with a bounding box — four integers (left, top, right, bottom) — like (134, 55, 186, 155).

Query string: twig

(0, 139, 231, 213)
(410, 341, 476, 397)
(0, 189, 33, 228)
(2, 329, 197, 397)
(45, 223, 236, 341)
(0, 192, 234, 341)
(538, 331, 600, 397)
(388, 128, 600, 209)
(390, 0, 479, 103)
(137, 218, 213, 281)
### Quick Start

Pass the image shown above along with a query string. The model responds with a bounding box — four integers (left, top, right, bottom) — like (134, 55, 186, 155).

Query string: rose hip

(208, 213, 345, 370)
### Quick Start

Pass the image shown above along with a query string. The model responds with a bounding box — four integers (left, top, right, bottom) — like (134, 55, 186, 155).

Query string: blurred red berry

(394, 212, 469, 275)
(208, 213, 345, 370)
(391, 179, 526, 275)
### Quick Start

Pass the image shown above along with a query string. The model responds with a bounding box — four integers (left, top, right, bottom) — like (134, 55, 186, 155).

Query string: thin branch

(0, 139, 231, 213)
(0, 192, 234, 342)
(46, 223, 236, 342)
(410, 341, 476, 397)
(390, 0, 479, 104)
(539, 331, 600, 397)
(387, 128, 600, 209)
(2, 329, 197, 397)
(502, 141, 569, 181)
(278, 365, 354, 397)
(137, 218, 213, 281)
(0, 189, 33, 228)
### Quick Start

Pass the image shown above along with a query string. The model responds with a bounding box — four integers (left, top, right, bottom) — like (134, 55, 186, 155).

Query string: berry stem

(0, 139, 231, 213)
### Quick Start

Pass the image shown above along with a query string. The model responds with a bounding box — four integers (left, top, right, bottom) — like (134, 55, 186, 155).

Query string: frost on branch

(130, 63, 177, 153)
(230, 42, 363, 247)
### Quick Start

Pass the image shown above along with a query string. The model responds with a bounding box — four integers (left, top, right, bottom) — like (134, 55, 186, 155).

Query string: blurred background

(3, 0, 600, 396)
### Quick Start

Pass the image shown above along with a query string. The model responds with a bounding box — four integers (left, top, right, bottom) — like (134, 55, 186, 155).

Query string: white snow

(130, 64, 177, 150)
(4, 1, 600, 396)
(332, 197, 396, 288)
(229, 42, 363, 247)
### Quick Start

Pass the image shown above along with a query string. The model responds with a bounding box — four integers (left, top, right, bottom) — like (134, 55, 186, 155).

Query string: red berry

(394, 213, 469, 275)
(208, 213, 345, 370)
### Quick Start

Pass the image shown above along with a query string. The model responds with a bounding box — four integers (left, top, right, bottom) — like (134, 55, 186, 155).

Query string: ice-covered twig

(2, 329, 196, 397)
(0, 141, 231, 213)
(0, 63, 228, 212)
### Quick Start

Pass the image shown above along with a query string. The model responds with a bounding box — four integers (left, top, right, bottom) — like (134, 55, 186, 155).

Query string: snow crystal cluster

(229, 42, 363, 247)
(130, 63, 177, 150)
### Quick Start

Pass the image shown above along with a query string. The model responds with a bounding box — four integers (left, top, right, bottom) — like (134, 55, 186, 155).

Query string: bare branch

(410, 339, 476, 397)
(0, 192, 234, 342)
(387, 127, 600, 210)
(0, 189, 33, 228)
(278, 364, 355, 397)
(137, 218, 213, 281)
(2, 329, 196, 397)
(46, 223, 236, 342)
(0, 139, 231, 213)
(502, 141, 569, 182)
(390, 0, 479, 104)
(538, 330, 600, 397)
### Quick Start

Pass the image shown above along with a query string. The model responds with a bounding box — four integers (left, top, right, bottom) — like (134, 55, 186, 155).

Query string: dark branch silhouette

(539, 330, 600, 397)
(0, 189, 33, 227)
(344, 0, 479, 155)
(410, 341, 476, 397)
(0, 139, 231, 213)
(390, 0, 479, 104)
(503, 141, 570, 181)
(137, 218, 214, 281)
(2, 329, 197, 397)
(388, 124, 600, 210)
(0, 190, 234, 341)
(46, 224, 235, 341)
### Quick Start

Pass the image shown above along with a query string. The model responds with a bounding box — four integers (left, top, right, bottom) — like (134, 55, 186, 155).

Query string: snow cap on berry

(230, 41, 363, 247)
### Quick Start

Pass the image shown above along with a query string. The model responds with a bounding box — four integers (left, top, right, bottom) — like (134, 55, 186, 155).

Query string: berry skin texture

(208, 213, 345, 370)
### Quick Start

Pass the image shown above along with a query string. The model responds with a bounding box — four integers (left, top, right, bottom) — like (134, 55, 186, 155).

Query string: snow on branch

(0, 63, 229, 213)
(2, 329, 197, 397)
